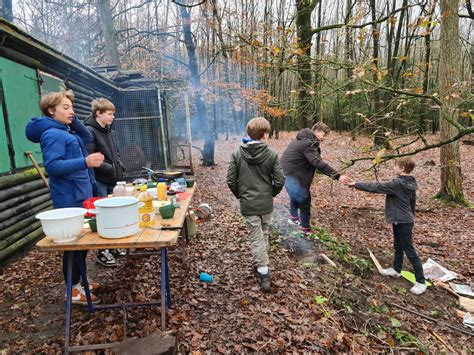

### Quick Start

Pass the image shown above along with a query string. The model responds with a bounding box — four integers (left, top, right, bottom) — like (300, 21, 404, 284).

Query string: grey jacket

(354, 175, 417, 224)
(227, 142, 285, 216)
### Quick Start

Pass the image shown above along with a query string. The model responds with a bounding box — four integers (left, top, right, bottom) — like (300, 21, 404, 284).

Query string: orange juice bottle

(157, 182, 167, 201)
(138, 185, 154, 228)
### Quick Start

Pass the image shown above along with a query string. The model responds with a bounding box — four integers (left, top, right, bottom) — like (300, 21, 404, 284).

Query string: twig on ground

(389, 302, 474, 337)
(429, 329, 456, 352)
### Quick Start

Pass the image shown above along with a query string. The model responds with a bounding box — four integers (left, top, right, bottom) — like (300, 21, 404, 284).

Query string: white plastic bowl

(36, 208, 87, 243)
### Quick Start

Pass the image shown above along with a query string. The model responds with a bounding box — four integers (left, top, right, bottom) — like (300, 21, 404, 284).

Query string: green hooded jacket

(227, 142, 285, 216)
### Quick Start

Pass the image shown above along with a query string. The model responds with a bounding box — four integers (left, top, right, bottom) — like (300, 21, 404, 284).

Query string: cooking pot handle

(138, 202, 145, 208)
(86, 209, 99, 215)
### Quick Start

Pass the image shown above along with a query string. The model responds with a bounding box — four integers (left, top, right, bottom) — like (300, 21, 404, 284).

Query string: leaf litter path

(0, 132, 472, 353)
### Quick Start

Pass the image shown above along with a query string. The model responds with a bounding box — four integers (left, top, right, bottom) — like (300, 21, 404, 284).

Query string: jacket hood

(25, 116, 68, 143)
(239, 142, 271, 164)
(296, 128, 317, 141)
(84, 115, 110, 133)
(399, 175, 417, 192)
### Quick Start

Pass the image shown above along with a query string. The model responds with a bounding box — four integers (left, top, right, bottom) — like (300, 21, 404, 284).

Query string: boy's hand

(339, 175, 351, 184)
(86, 153, 104, 168)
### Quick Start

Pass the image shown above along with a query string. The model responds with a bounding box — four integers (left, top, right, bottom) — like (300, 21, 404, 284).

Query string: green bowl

(186, 179, 195, 187)
(159, 204, 176, 219)
(88, 218, 97, 232)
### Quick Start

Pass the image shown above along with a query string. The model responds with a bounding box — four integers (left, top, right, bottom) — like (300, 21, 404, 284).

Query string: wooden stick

(25, 151, 49, 189)
(429, 329, 456, 352)
(320, 253, 337, 267)
(389, 302, 474, 337)
(367, 248, 384, 273)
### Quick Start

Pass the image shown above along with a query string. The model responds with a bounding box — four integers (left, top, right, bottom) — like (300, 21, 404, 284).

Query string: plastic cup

(199, 272, 213, 282)
(186, 179, 195, 188)
(88, 218, 97, 232)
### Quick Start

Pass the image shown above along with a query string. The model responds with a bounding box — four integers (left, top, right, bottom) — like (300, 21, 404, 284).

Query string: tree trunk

(97, 0, 121, 67)
(436, 0, 465, 204)
(370, 0, 388, 148)
(0, 0, 12, 22)
(178, 5, 215, 166)
(295, 0, 317, 129)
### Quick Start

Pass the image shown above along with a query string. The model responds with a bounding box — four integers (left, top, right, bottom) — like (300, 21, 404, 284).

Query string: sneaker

(258, 271, 272, 292)
(288, 216, 301, 226)
(380, 267, 401, 277)
(68, 284, 100, 305)
(96, 250, 117, 267)
(82, 280, 101, 292)
(410, 282, 427, 295)
(300, 226, 312, 234)
(110, 248, 127, 257)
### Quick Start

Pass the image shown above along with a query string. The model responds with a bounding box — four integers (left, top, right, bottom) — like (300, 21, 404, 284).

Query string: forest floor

(1, 132, 473, 353)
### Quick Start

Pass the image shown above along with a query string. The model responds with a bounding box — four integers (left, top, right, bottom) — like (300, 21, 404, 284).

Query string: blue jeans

(393, 222, 425, 284)
(285, 176, 311, 228)
(96, 180, 114, 197)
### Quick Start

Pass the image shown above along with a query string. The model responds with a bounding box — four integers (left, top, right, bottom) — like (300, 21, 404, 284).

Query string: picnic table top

(36, 184, 196, 252)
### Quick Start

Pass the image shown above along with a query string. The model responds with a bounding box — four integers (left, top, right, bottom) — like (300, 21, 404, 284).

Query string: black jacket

(280, 128, 340, 190)
(354, 175, 417, 224)
(84, 116, 124, 184)
(227, 142, 285, 216)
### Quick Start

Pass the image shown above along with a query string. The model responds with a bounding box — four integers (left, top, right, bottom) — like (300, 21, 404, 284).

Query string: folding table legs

(64, 251, 73, 355)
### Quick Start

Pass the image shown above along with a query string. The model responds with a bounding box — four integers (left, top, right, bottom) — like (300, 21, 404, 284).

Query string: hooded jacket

(354, 175, 417, 224)
(227, 141, 285, 216)
(280, 128, 340, 191)
(84, 115, 124, 185)
(25, 116, 95, 208)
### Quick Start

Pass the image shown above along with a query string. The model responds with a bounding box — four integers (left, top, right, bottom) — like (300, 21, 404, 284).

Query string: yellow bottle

(157, 182, 167, 201)
(138, 185, 155, 228)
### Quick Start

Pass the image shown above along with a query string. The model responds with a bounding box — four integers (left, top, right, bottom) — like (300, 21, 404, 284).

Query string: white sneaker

(380, 268, 401, 277)
(410, 282, 427, 295)
(287, 218, 301, 226)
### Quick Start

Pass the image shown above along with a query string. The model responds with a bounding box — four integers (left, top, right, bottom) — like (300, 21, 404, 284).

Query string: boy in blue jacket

(26, 90, 104, 305)
(346, 157, 427, 295)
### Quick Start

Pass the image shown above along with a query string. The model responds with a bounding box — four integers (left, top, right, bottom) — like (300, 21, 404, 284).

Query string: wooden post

(184, 93, 194, 175)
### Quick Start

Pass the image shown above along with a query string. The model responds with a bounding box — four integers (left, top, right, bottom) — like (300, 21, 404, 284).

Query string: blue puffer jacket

(26, 116, 96, 208)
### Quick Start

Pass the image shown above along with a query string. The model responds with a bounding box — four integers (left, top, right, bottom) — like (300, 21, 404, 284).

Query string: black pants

(62, 251, 88, 286)
(392, 223, 425, 284)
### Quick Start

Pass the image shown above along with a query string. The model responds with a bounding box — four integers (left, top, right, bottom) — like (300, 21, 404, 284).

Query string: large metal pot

(89, 197, 143, 239)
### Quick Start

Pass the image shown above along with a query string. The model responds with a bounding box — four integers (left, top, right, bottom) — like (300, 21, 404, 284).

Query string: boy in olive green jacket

(227, 117, 285, 292)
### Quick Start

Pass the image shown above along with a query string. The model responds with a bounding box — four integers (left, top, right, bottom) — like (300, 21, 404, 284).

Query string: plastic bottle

(138, 185, 155, 228)
(113, 181, 126, 196)
(157, 182, 167, 201)
(166, 190, 177, 206)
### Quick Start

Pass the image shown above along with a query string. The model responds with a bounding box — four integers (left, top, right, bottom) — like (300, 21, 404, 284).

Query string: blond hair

(91, 98, 115, 116)
(311, 121, 330, 134)
(246, 117, 271, 140)
(39, 90, 74, 117)
(396, 157, 415, 174)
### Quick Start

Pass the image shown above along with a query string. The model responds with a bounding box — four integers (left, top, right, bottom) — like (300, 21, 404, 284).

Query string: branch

(172, 0, 207, 8)
(342, 127, 474, 168)
(465, 0, 474, 19)
(360, 79, 443, 106)
(112, 0, 153, 20)
(311, 4, 413, 35)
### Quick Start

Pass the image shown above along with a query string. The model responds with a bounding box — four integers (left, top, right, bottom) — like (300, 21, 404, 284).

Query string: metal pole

(156, 86, 169, 169)
(184, 93, 194, 174)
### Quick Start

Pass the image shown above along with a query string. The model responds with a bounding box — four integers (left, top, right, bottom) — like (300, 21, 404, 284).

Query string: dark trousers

(285, 176, 312, 228)
(392, 223, 425, 284)
(62, 251, 88, 286)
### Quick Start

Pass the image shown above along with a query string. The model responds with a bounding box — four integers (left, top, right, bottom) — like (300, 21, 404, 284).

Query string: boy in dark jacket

(26, 90, 104, 305)
(280, 122, 349, 233)
(227, 117, 285, 292)
(346, 157, 427, 295)
(85, 98, 125, 266)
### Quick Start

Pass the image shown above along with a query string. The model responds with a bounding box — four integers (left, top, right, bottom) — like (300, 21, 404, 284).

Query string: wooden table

(36, 185, 195, 354)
